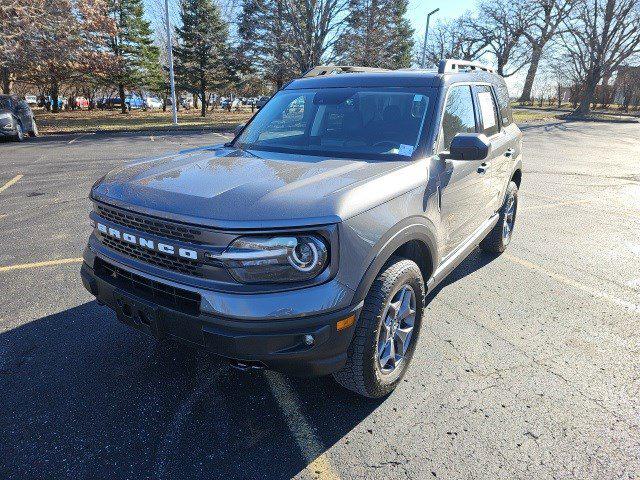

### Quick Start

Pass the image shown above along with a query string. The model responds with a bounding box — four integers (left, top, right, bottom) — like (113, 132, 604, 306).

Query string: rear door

(473, 84, 511, 214)
(438, 84, 494, 257)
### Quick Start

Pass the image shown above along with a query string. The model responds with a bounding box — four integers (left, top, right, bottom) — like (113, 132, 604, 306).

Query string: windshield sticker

(478, 91, 496, 129)
(398, 144, 414, 156)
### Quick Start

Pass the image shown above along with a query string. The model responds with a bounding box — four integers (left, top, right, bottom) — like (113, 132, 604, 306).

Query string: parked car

(98, 97, 122, 110)
(43, 96, 67, 110)
(255, 96, 270, 109)
(75, 96, 89, 109)
(24, 95, 38, 106)
(0, 94, 38, 141)
(82, 59, 522, 398)
(145, 97, 163, 109)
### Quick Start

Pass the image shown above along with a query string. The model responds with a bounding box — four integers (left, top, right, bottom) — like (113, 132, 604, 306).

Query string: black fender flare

(352, 216, 439, 305)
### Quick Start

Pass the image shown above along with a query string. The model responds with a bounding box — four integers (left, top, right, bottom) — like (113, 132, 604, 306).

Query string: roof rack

(438, 59, 495, 74)
(303, 65, 390, 78)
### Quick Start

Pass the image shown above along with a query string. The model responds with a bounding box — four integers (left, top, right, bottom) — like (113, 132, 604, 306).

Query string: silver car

(81, 60, 522, 398)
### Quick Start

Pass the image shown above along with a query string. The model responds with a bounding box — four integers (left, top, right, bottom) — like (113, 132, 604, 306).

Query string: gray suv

(81, 59, 522, 398)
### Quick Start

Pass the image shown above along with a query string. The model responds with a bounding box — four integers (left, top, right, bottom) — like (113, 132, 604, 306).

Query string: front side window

(476, 85, 500, 136)
(441, 85, 476, 149)
(235, 87, 433, 160)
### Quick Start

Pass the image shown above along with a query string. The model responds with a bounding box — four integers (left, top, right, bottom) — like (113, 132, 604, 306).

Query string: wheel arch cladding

(511, 168, 522, 188)
(352, 220, 437, 305)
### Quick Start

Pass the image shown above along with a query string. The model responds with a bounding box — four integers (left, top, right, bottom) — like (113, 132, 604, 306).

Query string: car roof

(284, 70, 506, 90)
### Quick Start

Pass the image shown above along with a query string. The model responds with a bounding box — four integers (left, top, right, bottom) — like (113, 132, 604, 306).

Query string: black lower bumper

(81, 261, 359, 377)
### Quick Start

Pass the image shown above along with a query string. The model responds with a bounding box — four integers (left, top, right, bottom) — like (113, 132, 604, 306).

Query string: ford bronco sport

(81, 59, 522, 398)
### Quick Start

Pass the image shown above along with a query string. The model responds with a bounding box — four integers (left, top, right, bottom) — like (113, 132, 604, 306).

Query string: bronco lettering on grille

(95, 222, 198, 260)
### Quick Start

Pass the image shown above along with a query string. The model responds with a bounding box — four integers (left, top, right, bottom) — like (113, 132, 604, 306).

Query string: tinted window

(442, 85, 476, 149)
(495, 82, 512, 126)
(476, 85, 500, 136)
(235, 87, 432, 160)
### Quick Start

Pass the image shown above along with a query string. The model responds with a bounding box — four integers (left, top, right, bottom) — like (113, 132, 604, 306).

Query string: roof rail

(303, 65, 390, 78)
(438, 59, 495, 74)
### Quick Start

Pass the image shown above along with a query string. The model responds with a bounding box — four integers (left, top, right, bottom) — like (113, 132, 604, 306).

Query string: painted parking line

(504, 253, 640, 313)
(266, 373, 341, 480)
(0, 257, 82, 273)
(0, 174, 24, 194)
(519, 199, 592, 211)
(68, 133, 95, 144)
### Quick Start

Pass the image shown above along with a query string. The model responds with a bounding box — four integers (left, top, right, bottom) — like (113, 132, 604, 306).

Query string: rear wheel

(333, 257, 425, 398)
(480, 180, 518, 253)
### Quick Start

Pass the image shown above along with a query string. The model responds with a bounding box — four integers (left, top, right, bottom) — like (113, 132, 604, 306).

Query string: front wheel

(13, 122, 24, 142)
(333, 257, 425, 398)
(480, 180, 518, 254)
(29, 119, 39, 137)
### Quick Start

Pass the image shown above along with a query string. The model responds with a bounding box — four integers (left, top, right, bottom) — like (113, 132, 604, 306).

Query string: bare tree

(470, 0, 528, 76)
(517, 0, 575, 103)
(420, 16, 488, 67)
(563, 0, 640, 113)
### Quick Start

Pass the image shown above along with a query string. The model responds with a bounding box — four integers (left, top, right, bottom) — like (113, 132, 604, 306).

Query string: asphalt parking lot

(1, 121, 639, 479)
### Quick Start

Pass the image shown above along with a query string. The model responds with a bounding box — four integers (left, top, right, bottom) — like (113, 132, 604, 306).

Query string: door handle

(477, 162, 489, 174)
(504, 148, 515, 158)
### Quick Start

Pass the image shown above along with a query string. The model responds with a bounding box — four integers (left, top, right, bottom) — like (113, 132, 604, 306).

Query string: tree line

(1, 0, 639, 115)
(422, 0, 640, 112)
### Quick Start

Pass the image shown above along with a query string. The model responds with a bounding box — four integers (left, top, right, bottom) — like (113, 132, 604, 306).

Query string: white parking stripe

(505, 253, 640, 313)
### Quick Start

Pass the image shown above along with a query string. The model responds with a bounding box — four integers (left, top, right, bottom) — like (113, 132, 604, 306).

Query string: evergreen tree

(174, 0, 234, 117)
(107, 0, 161, 113)
(336, 0, 414, 69)
(238, 0, 295, 89)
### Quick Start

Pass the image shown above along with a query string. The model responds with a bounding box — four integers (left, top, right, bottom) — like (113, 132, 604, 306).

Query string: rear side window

(494, 82, 513, 126)
(441, 85, 476, 149)
(476, 85, 500, 136)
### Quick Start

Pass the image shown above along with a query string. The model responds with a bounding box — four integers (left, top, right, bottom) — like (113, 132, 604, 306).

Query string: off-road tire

(480, 181, 518, 254)
(13, 122, 24, 142)
(333, 257, 425, 398)
(29, 119, 39, 137)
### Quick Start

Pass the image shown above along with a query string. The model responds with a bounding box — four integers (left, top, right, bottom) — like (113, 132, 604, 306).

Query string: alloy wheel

(377, 284, 416, 374)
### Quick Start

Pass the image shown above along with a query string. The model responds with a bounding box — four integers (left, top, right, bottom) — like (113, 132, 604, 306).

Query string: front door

(438, 84, 494, 258)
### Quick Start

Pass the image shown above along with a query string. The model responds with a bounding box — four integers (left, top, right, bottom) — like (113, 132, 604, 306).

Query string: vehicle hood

(92, 145, 428, 229)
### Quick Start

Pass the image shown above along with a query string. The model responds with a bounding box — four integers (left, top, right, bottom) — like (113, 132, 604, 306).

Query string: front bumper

(80, 258, 360, 377)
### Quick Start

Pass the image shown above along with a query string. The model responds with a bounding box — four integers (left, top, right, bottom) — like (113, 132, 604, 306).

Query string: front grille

(101, 235, 203, 277)
(94, 257, 201, 315)
(96, 204, 203, 243)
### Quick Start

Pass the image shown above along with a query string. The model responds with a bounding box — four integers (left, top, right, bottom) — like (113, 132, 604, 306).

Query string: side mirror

(446, 133, 490, 161)
(234, 123, 245, 136)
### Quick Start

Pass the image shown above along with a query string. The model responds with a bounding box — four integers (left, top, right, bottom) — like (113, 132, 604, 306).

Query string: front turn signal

(336, 314, 356, 332)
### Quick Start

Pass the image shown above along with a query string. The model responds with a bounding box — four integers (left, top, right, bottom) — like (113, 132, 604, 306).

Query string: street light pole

(420, 8, 440, 69)
(164, 0, 178, 125)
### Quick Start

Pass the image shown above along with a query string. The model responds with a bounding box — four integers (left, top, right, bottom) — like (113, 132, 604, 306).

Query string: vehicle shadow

(426, 248, 498, 301)
(0, 301, 382, 480)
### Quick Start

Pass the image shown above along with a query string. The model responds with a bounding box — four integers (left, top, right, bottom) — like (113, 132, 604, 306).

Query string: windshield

(234, 87, 433, 160)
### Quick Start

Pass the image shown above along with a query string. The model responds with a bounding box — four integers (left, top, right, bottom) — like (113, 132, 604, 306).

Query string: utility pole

(165, 0, 178, 125)
(420, 8, 440, 69)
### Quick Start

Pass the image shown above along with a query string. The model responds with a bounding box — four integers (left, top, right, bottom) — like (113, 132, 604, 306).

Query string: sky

(407, 0, 474, 38)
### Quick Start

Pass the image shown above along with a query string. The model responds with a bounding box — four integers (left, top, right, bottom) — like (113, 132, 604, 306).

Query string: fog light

(303, 334, 314, 346)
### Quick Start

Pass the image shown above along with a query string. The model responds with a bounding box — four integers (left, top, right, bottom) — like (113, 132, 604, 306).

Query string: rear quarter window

(495, 82, 513, 126)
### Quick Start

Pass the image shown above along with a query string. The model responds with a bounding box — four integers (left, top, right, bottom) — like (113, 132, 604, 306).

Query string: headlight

(211, 235, 329, 284)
